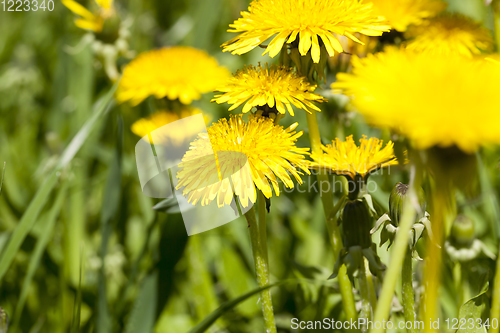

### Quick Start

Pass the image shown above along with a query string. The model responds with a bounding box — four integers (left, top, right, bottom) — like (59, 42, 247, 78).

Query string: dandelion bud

(445, 214, 495, 262)
(341, 199, 373, 249)
(373, 183, 431, 259)
(450, 214, 475, 247)
(389, 182, 426, 226)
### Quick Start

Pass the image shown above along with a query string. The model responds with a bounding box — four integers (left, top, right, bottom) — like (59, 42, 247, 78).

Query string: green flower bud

(373, 183, 431, 259)
(389, 182, 426, 226)
(341, 199, 373, 249)
(450, 214, 475, 247)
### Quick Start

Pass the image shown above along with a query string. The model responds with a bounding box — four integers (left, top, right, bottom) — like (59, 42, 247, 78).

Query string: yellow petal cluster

(212, 64, 325, 116)
(222, 0, 390, 63)
(176, 115, 310, 207)
(62, 0, 114, 32)
(368, 0, 446, 32)
(116, 47, 230, 106)
(131, 107, 209, 145)
(311, 135, 398, 180)
(334, 48, 500, 153)
(404, 13, 493, 58)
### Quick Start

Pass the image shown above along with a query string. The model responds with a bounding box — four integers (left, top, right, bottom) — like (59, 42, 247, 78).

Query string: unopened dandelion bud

(389, 182, 426, 226)
(450, 214, 475, 247)
(445, 214, 495, 262)
(341, 199, 373, 249)
(373, 183, 430, 258)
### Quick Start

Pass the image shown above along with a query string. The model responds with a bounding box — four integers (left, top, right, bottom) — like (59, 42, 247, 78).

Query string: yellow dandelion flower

(404, 13, 493, 57)
(116, 47, 230, 106)
(311, 135, 397, 180)
(212, 64, 325, 116)
(221, 0, 390, 64)
(485, 55, 500, 64)
(176, 115, 310, 207)
(131, 107, 210, 145)
(333, 48, 500, 153)
(368, 0, 446, 32)
(62, 0, 114, 32)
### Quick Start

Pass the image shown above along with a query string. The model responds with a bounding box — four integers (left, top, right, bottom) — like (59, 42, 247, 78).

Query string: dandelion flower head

(116, 47, 230, 106)
(222, 0, 390, 63)
(213, 64, 325, 116)
(176, 115, 310, 207)
(368, 0, 446, 32)
(62, 0, 115, 32)
(334, 48, 500, 153)
(405, 13, 493, 57)
(311, 135, 398, 180)
(131, 107, 209, 146)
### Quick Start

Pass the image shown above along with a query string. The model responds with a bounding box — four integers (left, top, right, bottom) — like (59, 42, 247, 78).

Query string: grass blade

(97, 115, 123, 333)
(123, 272, 158, 333)
(188, 278, 347, 333)
(188, 281, 287, 333)
(0, 81, 118, 284)
(12, 181, 69, 327)
(70, 250, 84, 333)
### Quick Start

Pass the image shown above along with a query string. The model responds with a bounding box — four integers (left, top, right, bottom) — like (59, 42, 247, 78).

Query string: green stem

(460, 263, 471, 307)
(371, 189, 416, 333)
(493, 18, 500, 327)
(490, 244, 500, 333)
(402, 251, 416, 333)
(366, 260, 378, 312)
(306, 111, 357, 321)
(244, 206, 277, 333)
(494, 2, 500, 51)
(423, 185, 448, 333)
(359, 259, 373, 321)
(258, 191, 269, 264)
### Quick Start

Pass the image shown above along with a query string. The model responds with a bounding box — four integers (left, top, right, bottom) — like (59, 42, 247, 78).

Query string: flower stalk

(370, 167, 419, 333)
(402, 251, 416, 333)
(494, 0, 500, 51)
(423, 184, 451, 333)
(490, 245, 500, 333)
(359, 258, 373, 321)
(244, 205, 277, 333)
(305, 111, 358, 321)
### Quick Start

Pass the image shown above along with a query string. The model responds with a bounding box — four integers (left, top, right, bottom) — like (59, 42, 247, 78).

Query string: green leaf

(188, 281, 286, 333)
(12, 182, 68, 326)
(123, 272, 158, 333)
(70, 252, 84, 333)
(457, 283, 489, 333)
(0, 81, 118, 284)
(97, 115, 123, 333)
(216, 246, 259, 317)
(152, 197, 180, 214)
